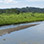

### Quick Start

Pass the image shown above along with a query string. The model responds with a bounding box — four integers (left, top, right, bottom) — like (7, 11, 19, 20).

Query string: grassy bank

(0, 12, 44, 26)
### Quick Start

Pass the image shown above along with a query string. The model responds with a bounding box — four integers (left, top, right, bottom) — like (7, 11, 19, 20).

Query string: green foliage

(0, 12, 44, 25)
(0, 7, 44, 14)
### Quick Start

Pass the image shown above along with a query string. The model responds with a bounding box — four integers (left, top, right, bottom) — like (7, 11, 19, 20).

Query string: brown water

(0, 21, 44, 44)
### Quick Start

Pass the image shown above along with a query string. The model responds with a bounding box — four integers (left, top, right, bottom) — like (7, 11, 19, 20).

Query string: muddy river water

(0, 21, 44, 44)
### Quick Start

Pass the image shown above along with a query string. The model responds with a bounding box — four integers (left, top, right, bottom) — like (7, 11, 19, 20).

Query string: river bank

(0, 21, 44, 44)
(0, 24, 38, 36)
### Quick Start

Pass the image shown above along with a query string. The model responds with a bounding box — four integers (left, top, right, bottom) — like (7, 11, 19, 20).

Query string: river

(0, 21, 44, 44)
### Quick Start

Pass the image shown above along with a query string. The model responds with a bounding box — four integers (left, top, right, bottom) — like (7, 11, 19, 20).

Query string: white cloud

(0, 0, 18, 4)
(26, 0, 44, 2)
(0, 0, 3, 3)
(4, 0, 13, 3)
(0, 0, 44, 8)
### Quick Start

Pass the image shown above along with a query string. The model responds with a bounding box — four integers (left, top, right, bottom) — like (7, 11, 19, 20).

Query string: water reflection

(0, 21, 41, 30)
(0, 24, 37, 36)
(0, 21, 44, 44)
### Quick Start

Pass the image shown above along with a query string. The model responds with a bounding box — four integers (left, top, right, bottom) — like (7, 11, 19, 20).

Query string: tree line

(0, 7, 44, 14)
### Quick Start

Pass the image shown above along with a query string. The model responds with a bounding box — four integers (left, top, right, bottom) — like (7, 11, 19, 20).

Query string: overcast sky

(0, 0, 44, 8)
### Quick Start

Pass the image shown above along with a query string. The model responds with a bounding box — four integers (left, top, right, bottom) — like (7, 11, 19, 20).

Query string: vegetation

(0, 7, 44, 14)
(0, 7, 44, 25)
(0, 12, 44, 26)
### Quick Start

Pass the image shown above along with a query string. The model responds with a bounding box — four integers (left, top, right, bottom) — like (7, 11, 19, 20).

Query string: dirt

(0, 24, 38, 36)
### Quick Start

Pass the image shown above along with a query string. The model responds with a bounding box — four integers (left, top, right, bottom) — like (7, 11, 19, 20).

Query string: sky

(0, 0, 44, 9)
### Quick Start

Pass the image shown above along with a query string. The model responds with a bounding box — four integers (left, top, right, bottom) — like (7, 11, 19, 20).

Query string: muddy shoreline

(0, 24, 38, 36)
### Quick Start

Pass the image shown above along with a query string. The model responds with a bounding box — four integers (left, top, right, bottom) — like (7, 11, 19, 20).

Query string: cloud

(0, 0, 44, 8)
(26, 0, 44, 2)
(4, 0, 13, 3)
(0, 0, 3, 3)
(0, 0, 18, 4)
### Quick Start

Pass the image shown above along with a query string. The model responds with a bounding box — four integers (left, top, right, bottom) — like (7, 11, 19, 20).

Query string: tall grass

(0, 12, 44, 25)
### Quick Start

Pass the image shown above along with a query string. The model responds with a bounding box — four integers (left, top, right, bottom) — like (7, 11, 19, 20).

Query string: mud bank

(0, 24, 38, 36)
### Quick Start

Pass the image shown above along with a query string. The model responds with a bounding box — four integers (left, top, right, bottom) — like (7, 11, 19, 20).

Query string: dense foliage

(0, 12, 44, 26)
(0, 7, 44, 25)
(0, 7, 44, 14)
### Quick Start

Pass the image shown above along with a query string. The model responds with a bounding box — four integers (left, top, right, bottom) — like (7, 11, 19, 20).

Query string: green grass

(0, 12, 44, 26)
